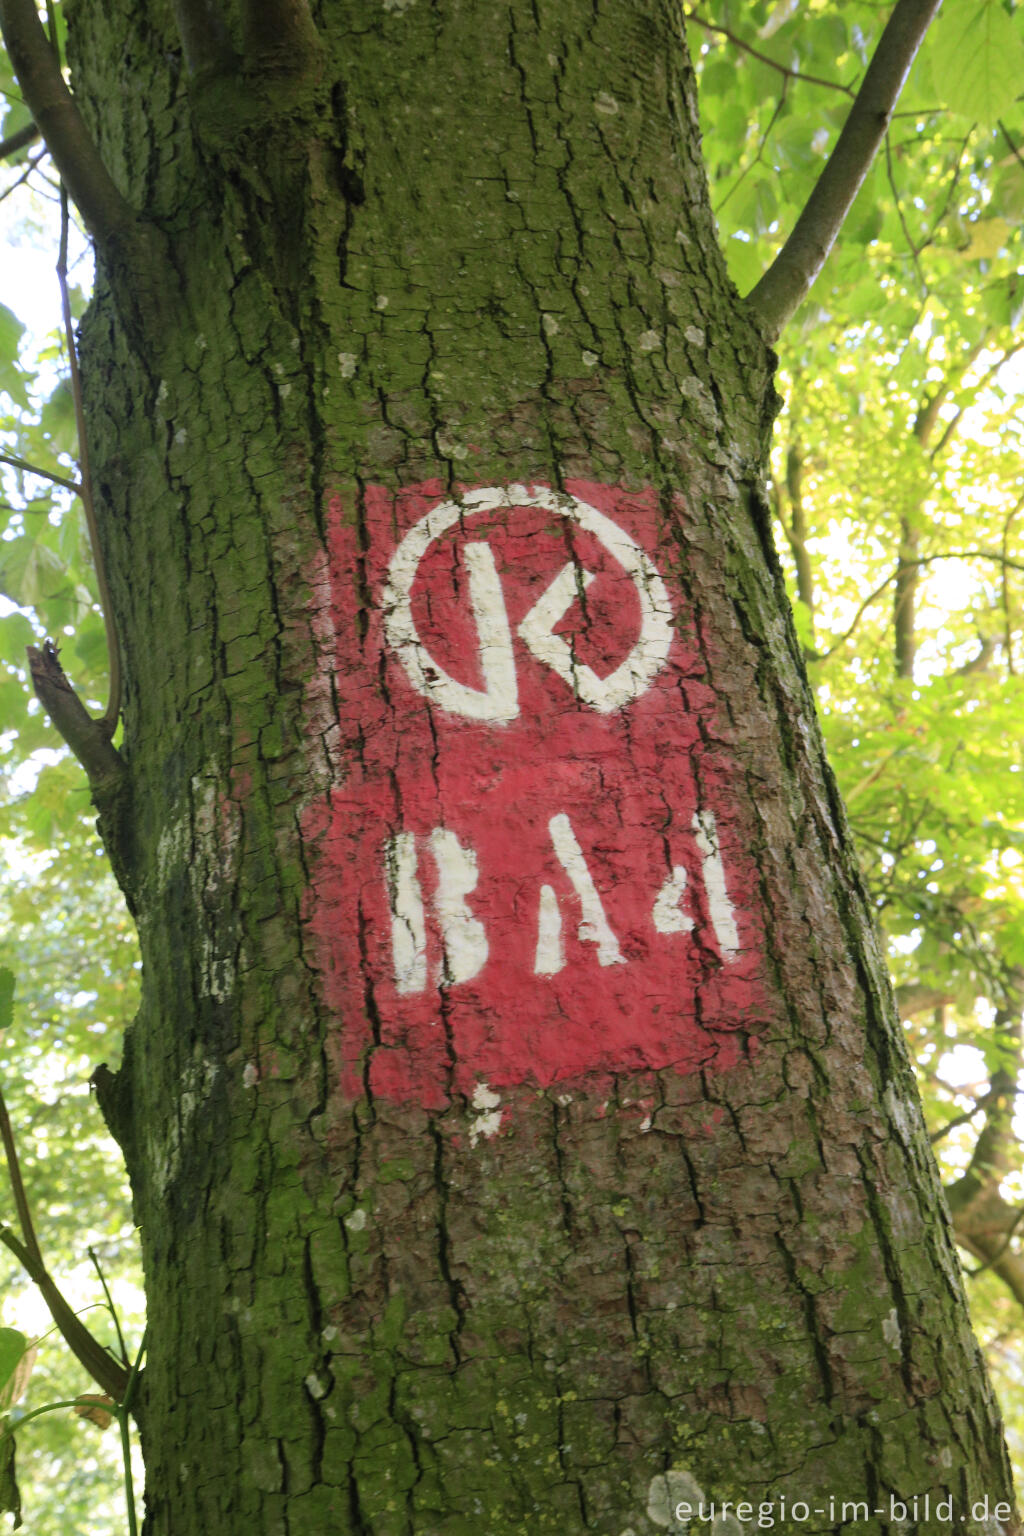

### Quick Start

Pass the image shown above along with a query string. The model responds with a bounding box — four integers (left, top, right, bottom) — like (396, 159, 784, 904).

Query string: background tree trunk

(51, 0, 1018, 1529)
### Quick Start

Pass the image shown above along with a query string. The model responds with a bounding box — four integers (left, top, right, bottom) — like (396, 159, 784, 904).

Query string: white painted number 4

(384, 810, 739, 994)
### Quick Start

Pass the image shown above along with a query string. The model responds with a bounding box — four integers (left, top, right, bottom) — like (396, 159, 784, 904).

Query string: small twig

(810, 549, 1024, 661)
(930, 1095, 989, 1145)
(747, 0, 944, 340)
(1002, 493, 1024, 676)
(119, 1327, 148, 1536)
(715, 85, 788, 217)
(687, 11, 856, 97)
(921, 129, 972, 249)
(0, 1226, 129, 1400)
(0, 450, 80, 494)
(884, 131, 927, 291)
(0, 1078, 42, 1266)
(964, 1205, 1024, 1277)
(58, 181, 121, 736)
(998, 120, 1024, 174)
(0, 119, 39, 161)
(929, 344, 1024, 460)
(0, 147, 44, 205)
(88, 1247, 130, 1369)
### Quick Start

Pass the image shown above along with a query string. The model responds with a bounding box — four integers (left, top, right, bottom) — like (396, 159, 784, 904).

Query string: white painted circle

(381, 484, 675, 721)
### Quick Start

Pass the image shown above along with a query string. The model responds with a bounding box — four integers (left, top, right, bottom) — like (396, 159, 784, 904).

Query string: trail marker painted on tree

(307, 481, 766, 1107)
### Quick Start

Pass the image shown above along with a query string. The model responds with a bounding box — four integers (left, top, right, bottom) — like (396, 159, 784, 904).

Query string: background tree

(2, 0, 1024, 1531)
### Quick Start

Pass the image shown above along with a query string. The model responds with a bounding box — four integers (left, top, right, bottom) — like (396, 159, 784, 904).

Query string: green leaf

(0, 537, 73, 610)
(0, 613, 37, 667)
(0, 1332, 28, 1406)
(929, 0, 1024, 123)
(0, 1333, 34, 1419)
(38, 381, 77, 458)
(0, 302, 28, 409)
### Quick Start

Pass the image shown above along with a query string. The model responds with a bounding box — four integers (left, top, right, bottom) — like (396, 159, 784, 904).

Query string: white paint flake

(692, 811, 739, 958)
(469, 1082, 503, 1146)
(652, 865, 695, 936)
(883, 1308, 901, 1350)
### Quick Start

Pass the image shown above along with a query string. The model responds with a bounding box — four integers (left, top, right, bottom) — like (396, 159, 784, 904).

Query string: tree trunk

(49, 0, 1017, 1529)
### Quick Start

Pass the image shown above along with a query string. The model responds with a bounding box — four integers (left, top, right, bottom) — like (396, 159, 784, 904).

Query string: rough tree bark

(4, 1, 1019, 1531)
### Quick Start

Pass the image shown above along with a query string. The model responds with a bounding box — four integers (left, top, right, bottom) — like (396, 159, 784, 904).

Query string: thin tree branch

(0, 1225, 129, 1400)
(0, 119, 39, 161)
(715, 86, 788, 216)
(88, 1247, 130, 1368)
(929, 344, 1024, 460)
(810, 550, 1024, 662)
(930, 1096, 989, 1146)
(686, 11, 856, 97)
(0, 450, 80, 494)
(1002, 492, 1024, 676)
(883, 131, 927, 293)
(913, 339, 986, 449)
(962, 1204, 1024, 1278)
(0, 0, 138, 248)
(998, 120, 1024, 174)
(27, 641, 125, 796)
(746, 0, 943, 342)
(58, 182, 121, 737)
(0, 1079, 42, 1267)
(0, 147, 45, 206)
